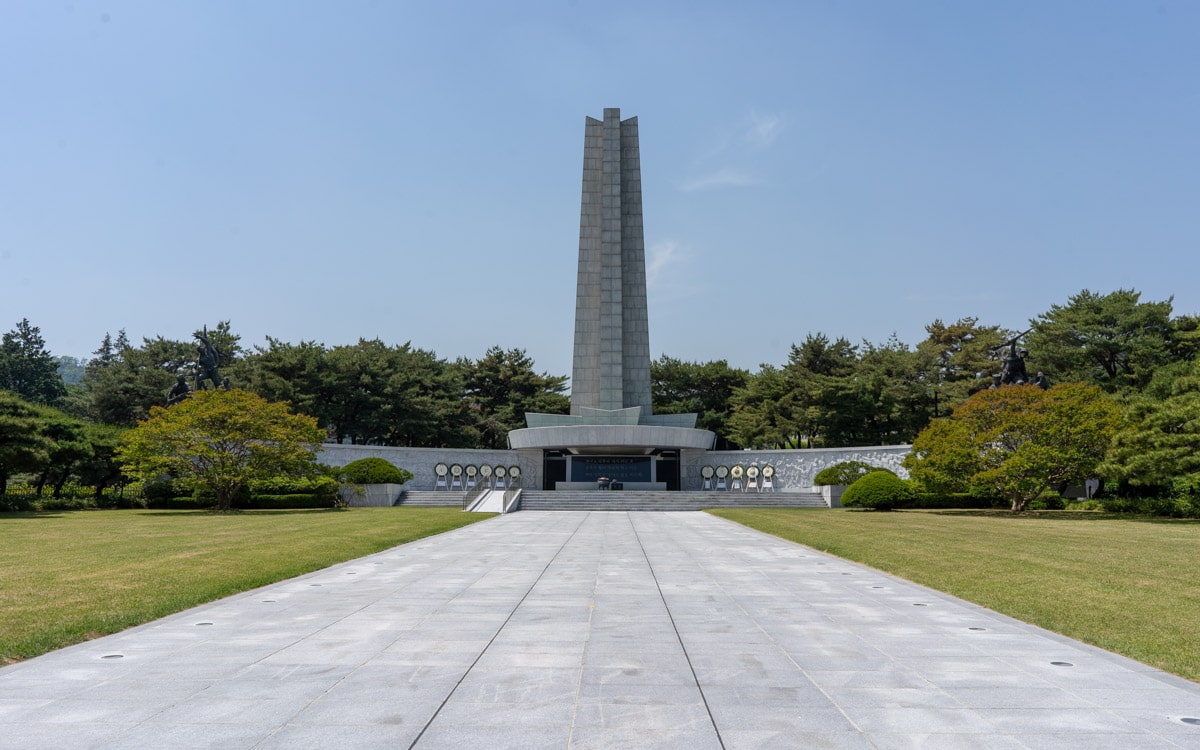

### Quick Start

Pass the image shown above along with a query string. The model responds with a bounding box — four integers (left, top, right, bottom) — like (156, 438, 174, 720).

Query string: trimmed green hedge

(142, 477, 189, 503)
(0, 494, 37, 512)
(243, 493, 338, 509)
(907, 492, 1000, 509)
(154, 493, 337, 510)
(142, 475, 339, 509)
(252, 476, 338, 501)
(1101, 494, 1200, 518)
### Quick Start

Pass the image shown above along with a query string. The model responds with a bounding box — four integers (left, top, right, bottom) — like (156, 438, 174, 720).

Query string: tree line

(659, 289, 1198, 450)
(2, 287, 1199, 500)
(3, 320, 570, 449)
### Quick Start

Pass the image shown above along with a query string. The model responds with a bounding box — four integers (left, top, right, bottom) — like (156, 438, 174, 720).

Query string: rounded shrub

(813, 461, 894, 486)
(337, 458, 413, 485)
(841, 470, 914, 511)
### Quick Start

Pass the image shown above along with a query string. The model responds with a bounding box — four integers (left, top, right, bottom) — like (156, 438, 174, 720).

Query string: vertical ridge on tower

(571, 107, 652, 416)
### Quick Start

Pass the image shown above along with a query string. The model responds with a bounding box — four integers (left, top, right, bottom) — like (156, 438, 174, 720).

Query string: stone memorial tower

(509, 108, 715, 489)
(571, 108, 652, 415)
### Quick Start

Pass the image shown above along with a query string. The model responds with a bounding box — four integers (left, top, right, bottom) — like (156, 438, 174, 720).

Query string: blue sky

(3, 1, 1198, 380)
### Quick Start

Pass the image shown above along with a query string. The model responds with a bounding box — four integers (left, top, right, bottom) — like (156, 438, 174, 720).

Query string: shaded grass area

(708, 508, 1200, 683)
(0, 508, 493, 664)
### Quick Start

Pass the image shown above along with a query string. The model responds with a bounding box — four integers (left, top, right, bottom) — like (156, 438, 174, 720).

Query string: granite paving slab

(1, 511, 1199, 748)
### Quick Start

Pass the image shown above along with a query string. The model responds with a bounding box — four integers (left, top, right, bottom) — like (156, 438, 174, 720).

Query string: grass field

(708, 507, 1200, 682)
(0, 507, 492, 664)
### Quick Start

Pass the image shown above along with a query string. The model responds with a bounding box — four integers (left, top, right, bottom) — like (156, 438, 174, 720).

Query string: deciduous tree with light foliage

(117, 389, 324, 511)
(904, 383, 1121, 512)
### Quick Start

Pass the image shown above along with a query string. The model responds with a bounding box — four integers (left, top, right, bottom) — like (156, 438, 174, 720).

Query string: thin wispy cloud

(744, 112, 783, 148)
(678, 111, 781, 192)
(677, 169, 760, 192)
(646, 239, 684, 288)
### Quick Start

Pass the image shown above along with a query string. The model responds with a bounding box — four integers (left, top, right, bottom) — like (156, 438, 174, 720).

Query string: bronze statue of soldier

(166, 374, 190, 406)
(990, 329, 1033, 386)
(193, 327, 227, 391)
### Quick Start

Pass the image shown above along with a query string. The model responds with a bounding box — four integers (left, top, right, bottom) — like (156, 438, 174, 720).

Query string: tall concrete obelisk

(510, 108, 711, 471)
(571, 108, 652, 416)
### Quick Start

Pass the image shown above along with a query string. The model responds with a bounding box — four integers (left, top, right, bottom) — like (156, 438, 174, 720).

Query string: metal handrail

(503, 479, 522, 513)
(461, 483, 489, 510)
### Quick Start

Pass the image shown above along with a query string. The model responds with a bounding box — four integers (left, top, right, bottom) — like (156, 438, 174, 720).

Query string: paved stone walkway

(2, 511, 1199, 749)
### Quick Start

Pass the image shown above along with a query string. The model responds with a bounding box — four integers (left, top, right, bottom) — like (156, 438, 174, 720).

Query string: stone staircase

(394, 490, 465, 508)
(515, 490, 827, 512)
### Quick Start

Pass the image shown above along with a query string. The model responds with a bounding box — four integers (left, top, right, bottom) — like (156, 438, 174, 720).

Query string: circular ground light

(1050, 661, 1074, 667)
(1180, 718, 1200, 726)
(101, 654, 123, 660)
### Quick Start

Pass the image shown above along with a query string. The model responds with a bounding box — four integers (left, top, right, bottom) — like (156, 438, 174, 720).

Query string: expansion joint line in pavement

(406, 514, 591, 750)
(565, 511, 606, 747)
(628, 514, 727, 750)
(665, 514, 872, 738)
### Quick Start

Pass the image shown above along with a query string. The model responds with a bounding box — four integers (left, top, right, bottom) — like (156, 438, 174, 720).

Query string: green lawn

(0, 507, 493, 664)
(708, 508, 1200, 682)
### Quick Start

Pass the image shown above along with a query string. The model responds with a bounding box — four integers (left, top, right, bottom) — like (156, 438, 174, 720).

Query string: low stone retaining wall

(318, 443, 912, 494)
(337, 483, 406, 507)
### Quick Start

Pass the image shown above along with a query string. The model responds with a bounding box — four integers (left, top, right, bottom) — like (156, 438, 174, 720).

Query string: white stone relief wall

(319, 445, 521, 492)
(320, 443, 911, 493)
(682, 446, 911, 492)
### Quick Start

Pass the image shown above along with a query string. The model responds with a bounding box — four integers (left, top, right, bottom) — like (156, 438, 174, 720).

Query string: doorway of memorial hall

(540, 450, 681, 491)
